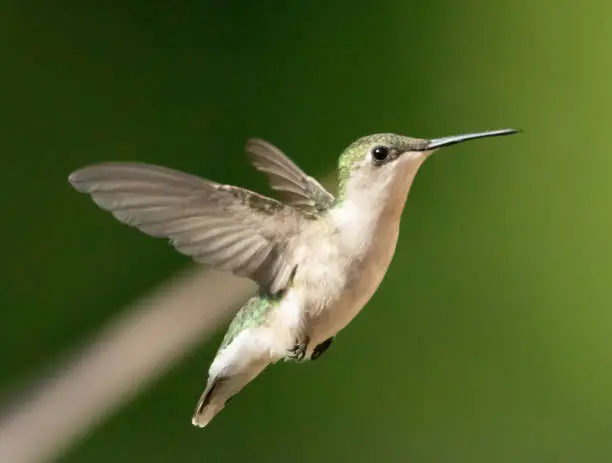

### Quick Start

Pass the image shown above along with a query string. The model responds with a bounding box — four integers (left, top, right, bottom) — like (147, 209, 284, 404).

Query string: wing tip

(68, 168, 90, 192)
(244, 137, 266, 148)
(67, 164, 110, 189)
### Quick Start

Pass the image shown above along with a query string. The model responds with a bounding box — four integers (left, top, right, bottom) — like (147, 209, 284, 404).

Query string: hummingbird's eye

(371, 146, 389, 162)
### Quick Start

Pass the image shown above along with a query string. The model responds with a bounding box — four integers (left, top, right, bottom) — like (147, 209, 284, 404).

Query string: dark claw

(311, 337, 334, 361)
(288, 336, 310, 361)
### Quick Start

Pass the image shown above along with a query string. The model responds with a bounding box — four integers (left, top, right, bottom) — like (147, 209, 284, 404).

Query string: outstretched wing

(69, 162, 302, 295)
(245, 138, 335, 213)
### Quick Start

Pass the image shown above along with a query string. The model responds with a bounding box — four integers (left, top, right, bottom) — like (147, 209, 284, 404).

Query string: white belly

(301, 219, 401, 354)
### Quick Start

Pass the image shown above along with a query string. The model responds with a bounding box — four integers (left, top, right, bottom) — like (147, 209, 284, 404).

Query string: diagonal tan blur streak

(0, 267, 256, 463)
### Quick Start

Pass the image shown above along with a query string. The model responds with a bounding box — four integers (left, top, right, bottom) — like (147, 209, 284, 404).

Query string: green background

(3, 1, 612, 461)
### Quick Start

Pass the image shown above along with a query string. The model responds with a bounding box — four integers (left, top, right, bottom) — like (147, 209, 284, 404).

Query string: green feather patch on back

(220, 295, 279, 348)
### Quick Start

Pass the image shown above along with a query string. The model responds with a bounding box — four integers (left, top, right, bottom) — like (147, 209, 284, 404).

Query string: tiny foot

(288, 336, 310, 361)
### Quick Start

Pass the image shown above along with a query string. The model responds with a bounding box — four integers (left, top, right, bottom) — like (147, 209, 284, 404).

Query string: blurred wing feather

(69, 162, 300, 294)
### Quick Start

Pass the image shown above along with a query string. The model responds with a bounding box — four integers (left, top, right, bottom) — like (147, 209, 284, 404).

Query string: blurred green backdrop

(2, 0, 612, 462)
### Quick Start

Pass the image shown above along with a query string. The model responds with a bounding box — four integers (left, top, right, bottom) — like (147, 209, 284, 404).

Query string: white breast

(299, 155, 426, 350)
(302, 207, 400, 348)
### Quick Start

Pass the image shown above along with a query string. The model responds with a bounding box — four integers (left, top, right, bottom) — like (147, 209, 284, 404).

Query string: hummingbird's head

(336, 129, 518, 201)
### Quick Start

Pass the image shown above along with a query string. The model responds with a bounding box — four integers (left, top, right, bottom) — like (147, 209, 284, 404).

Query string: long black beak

(424, 128, 519, 150)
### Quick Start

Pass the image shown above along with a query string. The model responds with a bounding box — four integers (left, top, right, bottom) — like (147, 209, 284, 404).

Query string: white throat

(328, 155, 427, 254)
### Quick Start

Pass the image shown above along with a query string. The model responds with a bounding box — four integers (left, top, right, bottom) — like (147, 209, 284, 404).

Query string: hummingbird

(68, 128, 518, 428)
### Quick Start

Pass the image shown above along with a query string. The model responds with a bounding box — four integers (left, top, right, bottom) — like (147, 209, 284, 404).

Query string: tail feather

(191, 363, 268, 428)
(192, 378, 226, 428)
